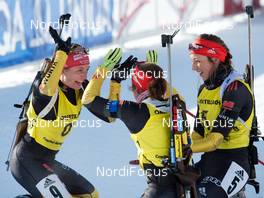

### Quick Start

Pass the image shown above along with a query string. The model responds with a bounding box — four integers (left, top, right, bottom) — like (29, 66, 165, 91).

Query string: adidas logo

(44, 178, 55, 188)
(235, 170, 244, 180)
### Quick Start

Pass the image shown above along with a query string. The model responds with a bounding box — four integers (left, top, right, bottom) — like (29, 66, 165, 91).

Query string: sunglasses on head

(188, 43, 204, 50)
(70, 44, 89, 54)
(188, 43, 217, 54)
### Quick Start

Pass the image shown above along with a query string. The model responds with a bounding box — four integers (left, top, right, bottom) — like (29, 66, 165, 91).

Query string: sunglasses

(70, 44, 89, 54)
(188, 43, 204, 50)
(188, 43, 217, 55)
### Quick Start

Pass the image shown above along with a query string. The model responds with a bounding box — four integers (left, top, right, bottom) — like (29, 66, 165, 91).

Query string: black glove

(49, 26, 71, 54)
(111, 55, 138, 83)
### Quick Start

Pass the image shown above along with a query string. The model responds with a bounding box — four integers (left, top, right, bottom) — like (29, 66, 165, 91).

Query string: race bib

(221, 162, 249, 197)
(36, 174, 71, 198)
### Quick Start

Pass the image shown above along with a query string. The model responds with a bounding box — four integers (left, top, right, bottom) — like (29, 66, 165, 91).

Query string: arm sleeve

(191, 132, 224, 153)
(39, 51, 67, 96)
(109, 80, 121, 100)
(82, 67, 108, 104)
(81, 67, 112, 122)
(211, 80, 253, 138)
(32, 75, 54, 116)
(85, 97, 150, 133)
(81, 68, 150, 132)
(191, 131, 203, 142)
(107, 80, 121, 122)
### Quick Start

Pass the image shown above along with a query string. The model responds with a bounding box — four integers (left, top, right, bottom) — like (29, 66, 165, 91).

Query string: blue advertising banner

(0, 0, 114, 68)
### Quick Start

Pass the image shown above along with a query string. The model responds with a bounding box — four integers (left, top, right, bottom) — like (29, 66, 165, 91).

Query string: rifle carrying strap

(37, 88, 59, 118)
(219, 70, 248, 126)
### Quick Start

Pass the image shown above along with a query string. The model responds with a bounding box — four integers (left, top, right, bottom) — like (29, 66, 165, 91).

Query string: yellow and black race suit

(191, 70, 254, 198)
(10, 50, 98, 198)
(82, 67, 188, 197)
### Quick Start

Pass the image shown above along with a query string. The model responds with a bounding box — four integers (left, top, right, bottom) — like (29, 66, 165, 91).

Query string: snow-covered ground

(0, 9, 264, 198)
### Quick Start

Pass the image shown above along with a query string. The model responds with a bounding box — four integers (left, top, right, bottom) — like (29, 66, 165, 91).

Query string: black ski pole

(245, 5, 261, 139)
(245, 5, 254, 90)
(244, 5, 262, 194)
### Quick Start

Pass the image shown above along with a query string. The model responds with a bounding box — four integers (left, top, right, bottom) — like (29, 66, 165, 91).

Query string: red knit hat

(65, 47, 90, 68)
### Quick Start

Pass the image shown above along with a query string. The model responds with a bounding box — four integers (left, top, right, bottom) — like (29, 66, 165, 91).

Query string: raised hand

(146, 50, 158, 64)
(101, 48, 122, 70)
(111, 55, 138, 83)
(49, 26, 71, 54)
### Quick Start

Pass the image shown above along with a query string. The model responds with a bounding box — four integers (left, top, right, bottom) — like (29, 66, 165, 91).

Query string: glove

(49, 26, 71, 54)
(101, 48, 122, 70)
(146, 50, 158, 64)
(111, 56, 138, 83)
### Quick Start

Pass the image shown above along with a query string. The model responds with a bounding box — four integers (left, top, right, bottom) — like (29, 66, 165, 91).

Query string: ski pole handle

(246, 5, 253, 66)
(245, 6, 254, 18)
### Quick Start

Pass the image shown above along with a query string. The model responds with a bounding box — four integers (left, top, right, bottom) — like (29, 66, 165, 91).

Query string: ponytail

(149, 78, 167, 100)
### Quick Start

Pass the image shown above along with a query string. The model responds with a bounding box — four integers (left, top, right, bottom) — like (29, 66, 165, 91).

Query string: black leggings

(196, 149, 250, 198)
(10, 138, 96, 198)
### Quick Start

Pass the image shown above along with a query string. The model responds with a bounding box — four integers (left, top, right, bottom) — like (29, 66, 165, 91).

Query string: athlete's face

(190, 54, 216, 81)
(60, 65, 89, 90)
